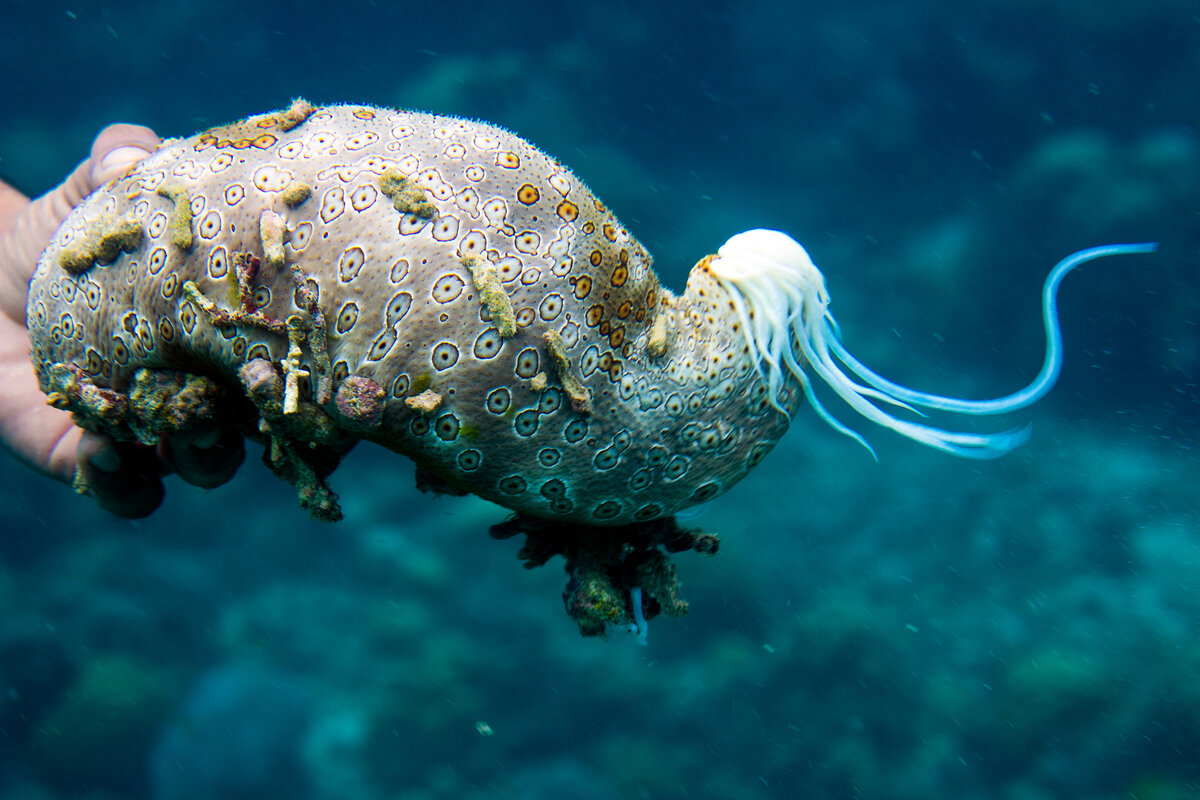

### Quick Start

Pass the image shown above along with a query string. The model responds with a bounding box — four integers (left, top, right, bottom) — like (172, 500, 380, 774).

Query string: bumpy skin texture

(28, 103, 798, 526)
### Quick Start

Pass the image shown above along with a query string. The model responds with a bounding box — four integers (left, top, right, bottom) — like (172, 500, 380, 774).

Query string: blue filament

(824, 242, 1159, 458)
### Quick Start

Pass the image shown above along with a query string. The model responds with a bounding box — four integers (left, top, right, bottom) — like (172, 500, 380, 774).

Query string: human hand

(0, 124, 244, 517)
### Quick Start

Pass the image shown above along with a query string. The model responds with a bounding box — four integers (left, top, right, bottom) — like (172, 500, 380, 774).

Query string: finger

(0, 179, 29, 236)
(87, 124, 160, 187)
(161, 424, 245, 489)
(76, 431, 165, 519)
(0, 123, 159, 324)
(0, 309, 80, 480)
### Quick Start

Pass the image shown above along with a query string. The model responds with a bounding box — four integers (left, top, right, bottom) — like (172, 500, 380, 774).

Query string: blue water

(1, 2, 1197, 798)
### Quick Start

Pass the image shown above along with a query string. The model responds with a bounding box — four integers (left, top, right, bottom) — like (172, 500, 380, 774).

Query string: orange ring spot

(252, 133, 278, 149)
(556, 200, 579, 222)
(517, 183, 540, 204)
(611, 265, 628, 287)
(589, 249, 603, 267)
(573, 274, 592, 300)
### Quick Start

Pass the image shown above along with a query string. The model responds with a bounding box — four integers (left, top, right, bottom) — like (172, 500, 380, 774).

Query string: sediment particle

(334, 375, 386, 429)
(239, 359, 284, 418)
(127, 369, 222, 443)
(544, 330, 592, 414)
(260, 209, 287, 270)
(156, 183, 194, 250)
(378, 168, 436, 219)
(282, 316, 311, 416)
(277, 98, 316, 131)
(58, 214, 143, 273)
(647, 309, 671, 357)
(463, 255, 516, 337)
(405, 388, 442, 413)
(281, 179, 311, 207)
(43, 362, 128, 422)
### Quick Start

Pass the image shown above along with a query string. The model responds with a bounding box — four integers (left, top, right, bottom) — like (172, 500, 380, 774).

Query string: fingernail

(98, 144, 153, 173)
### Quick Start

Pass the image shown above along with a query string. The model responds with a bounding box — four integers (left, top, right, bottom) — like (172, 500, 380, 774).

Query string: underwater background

(1, 1, 1198, 798)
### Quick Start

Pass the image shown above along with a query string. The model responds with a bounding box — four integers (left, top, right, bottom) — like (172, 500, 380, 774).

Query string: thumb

(86, 123, 161, 188)
(0, 123, 159, 324)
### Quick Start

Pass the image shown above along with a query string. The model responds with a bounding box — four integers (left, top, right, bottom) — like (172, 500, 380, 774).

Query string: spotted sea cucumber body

(28, 103, 798, 525)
